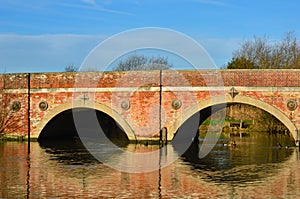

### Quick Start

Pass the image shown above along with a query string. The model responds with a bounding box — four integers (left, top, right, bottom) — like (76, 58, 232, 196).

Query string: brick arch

(169, 95, 297, 142)
(31, 100, 136, 140)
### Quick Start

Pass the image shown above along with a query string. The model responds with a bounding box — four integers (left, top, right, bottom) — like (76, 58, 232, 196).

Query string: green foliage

(201, 119, 224, 125)
(200, 104, 288, 134)
(227, 57, 256, 69)
(201, 118, 252, 125)
(113, 54, 173, 71)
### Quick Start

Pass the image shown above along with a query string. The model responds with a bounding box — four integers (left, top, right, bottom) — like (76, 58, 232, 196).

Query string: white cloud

(0, 34, 106, 73)
(55, 1, 133, 16)
(0, 32, 239, 73)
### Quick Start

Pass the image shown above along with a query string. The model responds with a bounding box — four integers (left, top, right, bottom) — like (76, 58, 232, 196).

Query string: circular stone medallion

(39, 101, 48, 111)
(121, 100, 130, 110)
(172, 99, 182, 110)
(286, 99, 298, 111)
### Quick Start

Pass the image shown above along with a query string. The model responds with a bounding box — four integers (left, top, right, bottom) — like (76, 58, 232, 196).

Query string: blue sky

(0, 0, 300, 73)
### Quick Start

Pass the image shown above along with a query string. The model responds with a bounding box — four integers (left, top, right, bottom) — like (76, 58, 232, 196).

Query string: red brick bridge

(1, 70, 300, 143)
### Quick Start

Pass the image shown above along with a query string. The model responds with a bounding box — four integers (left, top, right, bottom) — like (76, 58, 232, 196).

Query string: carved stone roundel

(121, 100, 130, 110)
(172, 99, 182, 110)
(39, 101, 48, 111)
(286, 99, 298, 111)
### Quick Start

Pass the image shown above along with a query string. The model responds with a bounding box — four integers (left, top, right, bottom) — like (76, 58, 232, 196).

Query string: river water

(1, 134, 300, 198)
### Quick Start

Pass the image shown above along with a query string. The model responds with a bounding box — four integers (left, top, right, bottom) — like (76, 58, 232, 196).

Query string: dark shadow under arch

(173, 102, 295, 144)
(169, 95, 297, 142)
(172, 103, 226, 144)
(38, 108, 129, 146)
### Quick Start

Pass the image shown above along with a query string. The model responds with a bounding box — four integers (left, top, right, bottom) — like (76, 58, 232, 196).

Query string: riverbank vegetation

(199, 104, 289, 138)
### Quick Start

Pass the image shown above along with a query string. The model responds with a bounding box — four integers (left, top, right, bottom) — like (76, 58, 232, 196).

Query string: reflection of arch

(169, 94, 297, 141)
(32, 101, 136, 140)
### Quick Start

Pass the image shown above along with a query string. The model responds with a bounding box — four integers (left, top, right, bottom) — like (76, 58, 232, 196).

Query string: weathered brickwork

(0, 74, 29, 136)
(1, 70, 300, 141)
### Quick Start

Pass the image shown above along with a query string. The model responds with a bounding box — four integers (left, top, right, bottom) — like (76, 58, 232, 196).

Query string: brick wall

(1, 70, 300, 140)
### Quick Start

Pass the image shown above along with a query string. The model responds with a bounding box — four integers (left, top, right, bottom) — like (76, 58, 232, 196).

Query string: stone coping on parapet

(2, 86, 300, 94)
(1, 68, 300, 75)
(1, 69, 300, 89)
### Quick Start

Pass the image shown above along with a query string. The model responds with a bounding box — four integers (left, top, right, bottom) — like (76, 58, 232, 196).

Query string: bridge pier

(159, 127, 168, 146)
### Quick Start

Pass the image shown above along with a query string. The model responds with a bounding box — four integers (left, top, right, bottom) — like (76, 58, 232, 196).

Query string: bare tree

(279, 32, 300, 68)
(64, 64, 78, 72)
(113, 54, 173, 71)
(227, 31, 300, 69)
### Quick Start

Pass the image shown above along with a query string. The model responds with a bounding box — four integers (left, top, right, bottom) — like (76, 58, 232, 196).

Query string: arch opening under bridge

(34, 101, 136, 143)
(170, 95, 298, 143)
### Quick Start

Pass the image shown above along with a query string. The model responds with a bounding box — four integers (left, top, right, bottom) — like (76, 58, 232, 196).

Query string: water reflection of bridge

(1, 142, 300, 198)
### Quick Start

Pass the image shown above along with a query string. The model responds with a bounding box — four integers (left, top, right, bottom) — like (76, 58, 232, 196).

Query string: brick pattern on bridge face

(240, 90, 300, 126)
(1, 70, 300, 139)
(163, 70, 300, 87)
(29, 71, 161, 89)
(0, 74, 29, 135)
